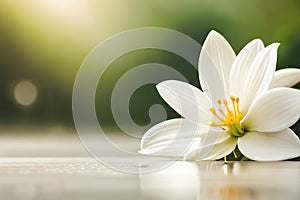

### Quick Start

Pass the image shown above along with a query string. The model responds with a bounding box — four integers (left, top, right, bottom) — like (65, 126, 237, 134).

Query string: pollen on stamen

(235, 98, 243, 119)
(230, 96, 237, 116)
(208, 96, 244, 137)
(209, 97, 243, 127)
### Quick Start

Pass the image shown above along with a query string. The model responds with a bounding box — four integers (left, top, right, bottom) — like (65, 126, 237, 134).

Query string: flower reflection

(139, 161, 299, 200)
(139, 162, 199, 200)
(217, 186, 243, 200)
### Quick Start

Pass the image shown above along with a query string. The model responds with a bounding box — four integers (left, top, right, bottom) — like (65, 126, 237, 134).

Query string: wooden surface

(0, 132, 299, 200)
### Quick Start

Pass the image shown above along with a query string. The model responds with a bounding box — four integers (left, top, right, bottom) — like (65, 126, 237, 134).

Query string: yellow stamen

(223, 99, 230, 113)
(209, 107, 224, 122)
(230, 96, 238, 117)
(218, 108, 226, 117)
(209, 96, 244, 137)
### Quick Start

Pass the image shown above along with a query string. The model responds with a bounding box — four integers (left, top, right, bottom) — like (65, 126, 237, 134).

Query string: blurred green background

(0, 0, 299, 134)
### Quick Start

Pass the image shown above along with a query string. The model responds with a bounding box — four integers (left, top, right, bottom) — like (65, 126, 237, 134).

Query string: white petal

(198, 30, 236, 99)
(184, 130, 237, 161)
(243, 87, 300, 132)
(140, 118, 208, 158)
(239, 43, 279, 113)
(238, 129, 300, 161)
(230, 39, 264, 98)
(270, 68, 300, 88)
(156, 80, 212, 125)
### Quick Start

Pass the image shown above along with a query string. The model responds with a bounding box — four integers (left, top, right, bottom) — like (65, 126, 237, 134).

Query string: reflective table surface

(0, 132, 298, 200)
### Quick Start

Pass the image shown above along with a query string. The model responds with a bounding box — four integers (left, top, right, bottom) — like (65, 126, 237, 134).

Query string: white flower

(140, 30, 300, 161)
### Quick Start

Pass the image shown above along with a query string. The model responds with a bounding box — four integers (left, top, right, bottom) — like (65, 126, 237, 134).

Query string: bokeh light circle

(14, 80, 38, 106)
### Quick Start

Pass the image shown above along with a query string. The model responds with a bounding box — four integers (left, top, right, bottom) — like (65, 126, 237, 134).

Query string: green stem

(240, 156, 249, 161)
(233, 149, 238, 158)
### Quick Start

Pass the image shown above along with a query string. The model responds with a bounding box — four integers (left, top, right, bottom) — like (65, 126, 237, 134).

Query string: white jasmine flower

(140, 30, 300, 161)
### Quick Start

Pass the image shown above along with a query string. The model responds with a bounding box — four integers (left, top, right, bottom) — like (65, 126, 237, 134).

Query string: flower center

(209, 96, 245, 137)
